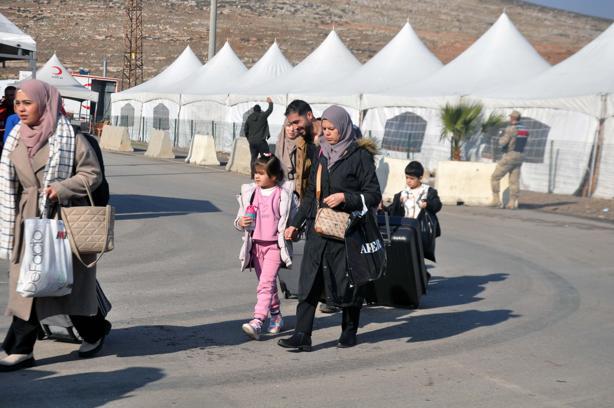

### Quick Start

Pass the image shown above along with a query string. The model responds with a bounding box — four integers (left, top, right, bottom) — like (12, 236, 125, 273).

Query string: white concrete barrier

(436, 161, 509, 206)
(376, 157, 430, 204)
(185, 134, 219, 166)
(145, 129, 175, 159)
(100, 125, 134, 152)
(225, 138, 251, 175)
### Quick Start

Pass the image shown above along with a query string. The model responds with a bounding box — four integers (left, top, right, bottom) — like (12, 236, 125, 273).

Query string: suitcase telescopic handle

(382, 212, 392, 246)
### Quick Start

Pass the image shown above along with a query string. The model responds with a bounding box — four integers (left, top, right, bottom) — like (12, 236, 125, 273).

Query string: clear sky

(525, 0, 614, 19)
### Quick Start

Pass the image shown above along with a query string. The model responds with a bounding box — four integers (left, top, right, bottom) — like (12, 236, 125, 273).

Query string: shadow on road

(357, 308, 519, 346)
(0, 367, 164, 407)
(110, 194, 221, 220)
(420, 273, 509, 308)
(520, 201, 576, 210)
(27, 273, 515, 357)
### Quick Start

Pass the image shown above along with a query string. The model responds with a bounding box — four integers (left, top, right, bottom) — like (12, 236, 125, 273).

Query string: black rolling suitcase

(366, 215, 428, 309)
(278, 239, 303, 299)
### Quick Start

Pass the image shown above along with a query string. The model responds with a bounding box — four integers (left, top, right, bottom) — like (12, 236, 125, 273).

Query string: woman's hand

(284, 226, 298, 241)
(323, 193, 345, 208)
(419, 200, 427, 209)
(44, 186, 58, 202)
(238, 216, 253, 228)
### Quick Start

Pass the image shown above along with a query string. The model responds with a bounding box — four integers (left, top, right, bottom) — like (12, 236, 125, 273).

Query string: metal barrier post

(548, 140, 554, 193)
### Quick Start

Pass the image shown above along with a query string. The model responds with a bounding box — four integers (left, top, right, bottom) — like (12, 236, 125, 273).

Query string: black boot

(337, 331, 357, 348)
(278, 332, 312, 352)
(338, 306, 360, 348)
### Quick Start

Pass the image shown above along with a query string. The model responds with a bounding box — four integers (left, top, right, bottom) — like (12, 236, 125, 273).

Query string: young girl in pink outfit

(235, 154, 297, 340)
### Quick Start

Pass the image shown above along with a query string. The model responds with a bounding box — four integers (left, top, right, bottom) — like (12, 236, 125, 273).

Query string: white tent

(364, 13, 550, 109)
(111, 46, 202, 141)
(175, 42, 247, 149)
(113, 45, 202, 104)
(361, 12, 550, 174)
(223, 42, 293, 144)
(0, 12, 36, 70)
(31, 53, 98, 102)
(230, 30, 361, 121)
(191, 41, 292, 105)
(475, 22, 614, 197)
(291, 22, 443, 111)
(227, 29, 361, 143)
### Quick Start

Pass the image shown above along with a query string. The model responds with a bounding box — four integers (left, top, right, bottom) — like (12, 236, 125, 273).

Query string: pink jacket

(234, 180, 298, 271)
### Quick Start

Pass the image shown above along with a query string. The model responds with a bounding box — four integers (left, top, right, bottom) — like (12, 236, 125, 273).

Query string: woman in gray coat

(0, 80, 110, 371)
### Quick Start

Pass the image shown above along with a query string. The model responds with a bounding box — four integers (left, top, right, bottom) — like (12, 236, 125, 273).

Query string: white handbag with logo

(17, 216, 74, 298)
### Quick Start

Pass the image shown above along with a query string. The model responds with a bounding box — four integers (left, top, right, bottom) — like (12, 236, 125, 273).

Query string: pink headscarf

(17, 80, 61, 157)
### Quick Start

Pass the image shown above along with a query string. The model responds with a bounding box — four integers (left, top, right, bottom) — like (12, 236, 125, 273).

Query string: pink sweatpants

(251, 241, 282, 321)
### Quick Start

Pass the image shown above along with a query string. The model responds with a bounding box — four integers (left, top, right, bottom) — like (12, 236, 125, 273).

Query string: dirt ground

(518, 190, 614, 223)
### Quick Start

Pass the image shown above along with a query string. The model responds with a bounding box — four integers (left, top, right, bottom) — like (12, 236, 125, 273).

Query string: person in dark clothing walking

(283, 99, 336, 313)
(278, 105, 381, 351)
(245, 97, 274, 178)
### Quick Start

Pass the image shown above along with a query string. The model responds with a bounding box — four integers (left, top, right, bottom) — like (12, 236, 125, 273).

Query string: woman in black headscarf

(279, 105, 381, 351)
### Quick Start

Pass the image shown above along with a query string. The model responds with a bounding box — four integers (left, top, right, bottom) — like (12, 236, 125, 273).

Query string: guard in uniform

(490, 110, 529, 209)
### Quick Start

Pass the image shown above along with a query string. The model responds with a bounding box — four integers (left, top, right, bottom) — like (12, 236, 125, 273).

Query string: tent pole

(587, 94, 608, 197)
(176, 95, 182, 147)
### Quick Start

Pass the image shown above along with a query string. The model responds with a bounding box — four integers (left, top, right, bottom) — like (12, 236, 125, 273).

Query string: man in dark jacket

(244, 96, 273, 178)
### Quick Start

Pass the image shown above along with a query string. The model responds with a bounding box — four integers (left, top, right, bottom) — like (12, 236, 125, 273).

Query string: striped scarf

(0, 115, 76, 260)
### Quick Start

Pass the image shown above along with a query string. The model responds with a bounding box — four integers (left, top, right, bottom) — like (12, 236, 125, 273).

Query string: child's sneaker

(242, 319, 262, 340)
(267, 313, 284, 334)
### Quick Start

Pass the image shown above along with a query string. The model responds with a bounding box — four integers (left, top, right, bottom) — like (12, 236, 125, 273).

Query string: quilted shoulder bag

(60, 176, 115, 268)
(313, 164, 350, 241)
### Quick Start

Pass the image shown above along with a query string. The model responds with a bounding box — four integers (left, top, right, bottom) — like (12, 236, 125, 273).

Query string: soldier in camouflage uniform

(490, 110, 529, 209)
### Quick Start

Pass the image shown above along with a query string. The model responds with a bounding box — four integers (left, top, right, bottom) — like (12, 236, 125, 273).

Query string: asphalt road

(1, 151, 613, 408)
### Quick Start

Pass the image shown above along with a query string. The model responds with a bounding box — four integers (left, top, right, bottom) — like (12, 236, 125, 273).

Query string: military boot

(489, 193, 502, 208)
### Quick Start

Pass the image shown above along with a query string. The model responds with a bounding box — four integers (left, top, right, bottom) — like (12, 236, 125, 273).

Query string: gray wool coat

(5, 133, 102, 321)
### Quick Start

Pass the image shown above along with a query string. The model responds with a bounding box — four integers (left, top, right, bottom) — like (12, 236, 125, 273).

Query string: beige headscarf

(275, 120, 297, 176)
(17, 79, 62, 157)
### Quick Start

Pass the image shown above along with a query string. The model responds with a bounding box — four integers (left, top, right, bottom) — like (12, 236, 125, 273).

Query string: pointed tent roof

(113, 45, 202, 102)
(364, 13, 550, 108)
(0, 12, 36, 55)
(233, 41, 293, 91)
(477, 21, 614, 117)
(230, 30, 361, 104)
(179, 41, 248, 104)
(124, 46, 202, 94)
(291, 22, 443, 108)
(28, 53, 98, 101)
(190, 41, 293, 104)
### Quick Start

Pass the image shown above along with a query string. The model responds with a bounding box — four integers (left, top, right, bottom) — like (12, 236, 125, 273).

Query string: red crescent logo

(84, 83, 91, 87)
(52, 66, 62, 75)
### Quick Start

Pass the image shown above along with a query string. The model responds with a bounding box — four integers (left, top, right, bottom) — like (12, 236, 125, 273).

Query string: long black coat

(290, 138, 381, 307)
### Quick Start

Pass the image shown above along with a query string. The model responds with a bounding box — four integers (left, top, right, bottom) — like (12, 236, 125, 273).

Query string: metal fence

(108, 116, 613, 198)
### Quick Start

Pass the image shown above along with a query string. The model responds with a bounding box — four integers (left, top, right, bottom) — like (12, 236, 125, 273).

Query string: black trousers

(249, 140, 270, 178)
(295, 266, 361, 336)
(2, 304, 107, 355)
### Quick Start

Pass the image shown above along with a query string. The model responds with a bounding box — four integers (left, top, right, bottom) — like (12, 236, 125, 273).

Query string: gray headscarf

(320, 105, 357, 169)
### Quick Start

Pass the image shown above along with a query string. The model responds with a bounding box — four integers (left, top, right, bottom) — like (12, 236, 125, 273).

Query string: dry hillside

(1, 0, 611, 86)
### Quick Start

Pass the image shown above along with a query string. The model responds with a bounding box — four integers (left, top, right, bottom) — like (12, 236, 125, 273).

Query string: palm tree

(439, 102, 484, 161)
(481, 111, 506, 162)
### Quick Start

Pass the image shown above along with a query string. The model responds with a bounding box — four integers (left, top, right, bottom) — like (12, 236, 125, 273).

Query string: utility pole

(121, 0, 144, 90)
(208, 0, 218, 61)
